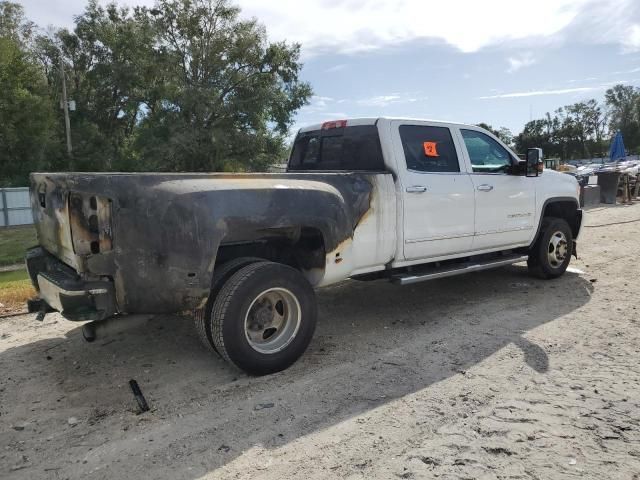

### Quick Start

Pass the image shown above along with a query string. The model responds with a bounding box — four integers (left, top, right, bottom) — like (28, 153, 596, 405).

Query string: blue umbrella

(608, 131, 626, 161)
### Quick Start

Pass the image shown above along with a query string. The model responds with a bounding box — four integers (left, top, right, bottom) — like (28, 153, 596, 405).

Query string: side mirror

(526, 148, 543, 177)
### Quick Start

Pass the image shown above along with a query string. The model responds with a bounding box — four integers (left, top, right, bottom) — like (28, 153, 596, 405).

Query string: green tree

(605, 84, 640, 153)
(0, 1, 34, 45)
(562, 100, 607, 158)
(34, 0, 312, 173)
(35, 1, 158, 171)
(515, 99, 609, 160)
(134, 0, 312, 171)
(515, 118, 557, 158)
(0, 2, 57, 186)
(476, 123, 514, 147)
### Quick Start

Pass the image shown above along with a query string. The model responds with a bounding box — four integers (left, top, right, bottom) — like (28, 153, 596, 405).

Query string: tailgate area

(26, 247, 117, 321)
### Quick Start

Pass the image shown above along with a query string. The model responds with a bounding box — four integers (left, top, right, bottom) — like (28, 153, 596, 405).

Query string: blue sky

(20, 0, 640, 134)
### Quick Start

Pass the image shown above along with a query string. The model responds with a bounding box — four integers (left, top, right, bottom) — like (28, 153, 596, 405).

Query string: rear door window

(399, 125, 460, 173)
(288, 125, 385, 171)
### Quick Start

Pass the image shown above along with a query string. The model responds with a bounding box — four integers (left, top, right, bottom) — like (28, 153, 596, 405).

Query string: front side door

(392, 122, 475, 260)
(457, 128, 536, 250)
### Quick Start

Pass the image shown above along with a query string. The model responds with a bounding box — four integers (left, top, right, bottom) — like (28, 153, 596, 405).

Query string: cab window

(461, 129, 514, 173)
(288, 125, 385, 171)
(399, 125, 460, 173)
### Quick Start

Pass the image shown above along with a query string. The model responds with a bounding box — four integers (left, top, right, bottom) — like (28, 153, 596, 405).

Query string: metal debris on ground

(129, 379, 150, 413)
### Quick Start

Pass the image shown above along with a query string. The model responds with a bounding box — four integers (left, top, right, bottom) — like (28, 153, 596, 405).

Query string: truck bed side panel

(29, 172, 393, 315)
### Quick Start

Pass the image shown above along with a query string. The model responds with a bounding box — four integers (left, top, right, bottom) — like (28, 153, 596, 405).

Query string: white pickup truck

(27, 118, 582, 375)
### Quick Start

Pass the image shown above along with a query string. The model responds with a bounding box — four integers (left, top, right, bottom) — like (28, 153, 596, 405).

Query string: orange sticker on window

(423, 141, 439, 157)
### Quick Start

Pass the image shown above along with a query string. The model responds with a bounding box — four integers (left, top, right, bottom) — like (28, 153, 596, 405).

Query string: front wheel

(210, 262, 317, 375)
(527, 217, 573, 279)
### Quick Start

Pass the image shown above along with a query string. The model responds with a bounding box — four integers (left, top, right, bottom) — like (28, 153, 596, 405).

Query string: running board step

(392, 254, 529, 286)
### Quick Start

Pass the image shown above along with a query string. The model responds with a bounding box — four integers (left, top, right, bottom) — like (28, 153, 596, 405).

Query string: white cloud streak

(478, 86, 603, 99)
(324, 64, 348, 73)
(302, 93, 427, 110)
(356, 95, 403, 107)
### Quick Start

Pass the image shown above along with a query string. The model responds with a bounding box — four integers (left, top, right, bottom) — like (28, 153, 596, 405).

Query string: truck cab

(288, 118, 581, 284)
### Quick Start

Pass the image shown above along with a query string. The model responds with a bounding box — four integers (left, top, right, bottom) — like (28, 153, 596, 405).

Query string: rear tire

(194, 257, 265, 353)
(527, 217, 573, 279)
(210, 262, 317, 375)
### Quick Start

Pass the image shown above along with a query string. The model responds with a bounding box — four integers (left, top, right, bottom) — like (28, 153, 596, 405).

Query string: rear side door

(391, 121, 475, 260)
(456, 128, 536, 250)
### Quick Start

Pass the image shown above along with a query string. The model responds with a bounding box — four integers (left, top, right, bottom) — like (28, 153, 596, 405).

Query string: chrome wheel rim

(244, 288, 301, 354)
(547, 231, 568, 268)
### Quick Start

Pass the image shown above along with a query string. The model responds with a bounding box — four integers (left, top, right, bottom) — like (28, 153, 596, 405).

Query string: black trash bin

(597, 171, 621, 204)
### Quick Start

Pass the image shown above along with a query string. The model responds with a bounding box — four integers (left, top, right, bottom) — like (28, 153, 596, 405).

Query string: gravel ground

(2, 203, 640, 479)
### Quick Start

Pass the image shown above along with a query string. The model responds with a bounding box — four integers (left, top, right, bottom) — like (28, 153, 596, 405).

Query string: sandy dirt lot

(2, 203, 640, 479)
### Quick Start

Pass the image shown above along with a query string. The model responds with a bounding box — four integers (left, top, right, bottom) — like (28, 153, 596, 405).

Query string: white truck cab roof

(298, 117, 471, 134)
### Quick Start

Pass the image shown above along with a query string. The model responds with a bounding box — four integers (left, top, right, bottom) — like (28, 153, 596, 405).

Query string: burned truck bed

(27, 172, 390, 320)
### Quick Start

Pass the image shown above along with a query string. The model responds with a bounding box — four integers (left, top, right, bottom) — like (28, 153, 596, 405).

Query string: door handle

(476, 184, 494, 192)
(406, 185, 427, 193)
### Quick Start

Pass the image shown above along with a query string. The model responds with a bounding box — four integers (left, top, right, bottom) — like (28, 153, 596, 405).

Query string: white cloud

(311, 95, 333, 108)
(356, 93, 427, 107)
(299, 95, 339, 115)
(478, 86, 602, 99)
(507, 52, 536, 73)
(21, 0, 640, 56)
(629, 25, 640, 51)
(238, 0, 592, 55)
(357, 95, 402, 107)
(567, 77, 598, 83)
(302, 93, 427, 110)
(325, 64, 348, 73)
(555, 0, 640, 53)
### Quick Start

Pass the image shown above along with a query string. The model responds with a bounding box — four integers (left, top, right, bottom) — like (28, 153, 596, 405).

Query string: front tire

(210, 262, 317, 375)
(527, 217, 573, 279)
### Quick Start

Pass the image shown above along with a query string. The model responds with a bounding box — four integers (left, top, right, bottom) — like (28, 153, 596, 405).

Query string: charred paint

(69, 194, 112, 255)
(28, 172, 387, 318)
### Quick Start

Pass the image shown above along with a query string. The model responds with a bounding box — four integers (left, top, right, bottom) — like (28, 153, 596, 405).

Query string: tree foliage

(476, 123, 514, 147)
(0, 2, 56, 186)
(514, 93, 639, 160)
(0, 0, 311, 184)
(2, 0, 640, 185)
(604, 84, 640, 150)
(135, 0, 312, 172)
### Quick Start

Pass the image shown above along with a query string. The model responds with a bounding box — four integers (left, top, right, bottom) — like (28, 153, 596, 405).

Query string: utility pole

(59, 54, 73, 162)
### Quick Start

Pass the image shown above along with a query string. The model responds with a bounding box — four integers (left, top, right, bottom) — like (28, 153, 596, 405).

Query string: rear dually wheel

(210, 261, 317, 375)
(194, 257, 265, 353)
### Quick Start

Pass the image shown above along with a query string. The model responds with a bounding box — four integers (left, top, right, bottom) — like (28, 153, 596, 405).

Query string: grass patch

(0, 269, 30, 283)
(0, 226, 37, 266)
(0, 269, 35, 315)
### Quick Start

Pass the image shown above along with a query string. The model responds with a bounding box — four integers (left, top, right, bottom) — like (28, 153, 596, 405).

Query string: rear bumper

(26, 247, 117, 321)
